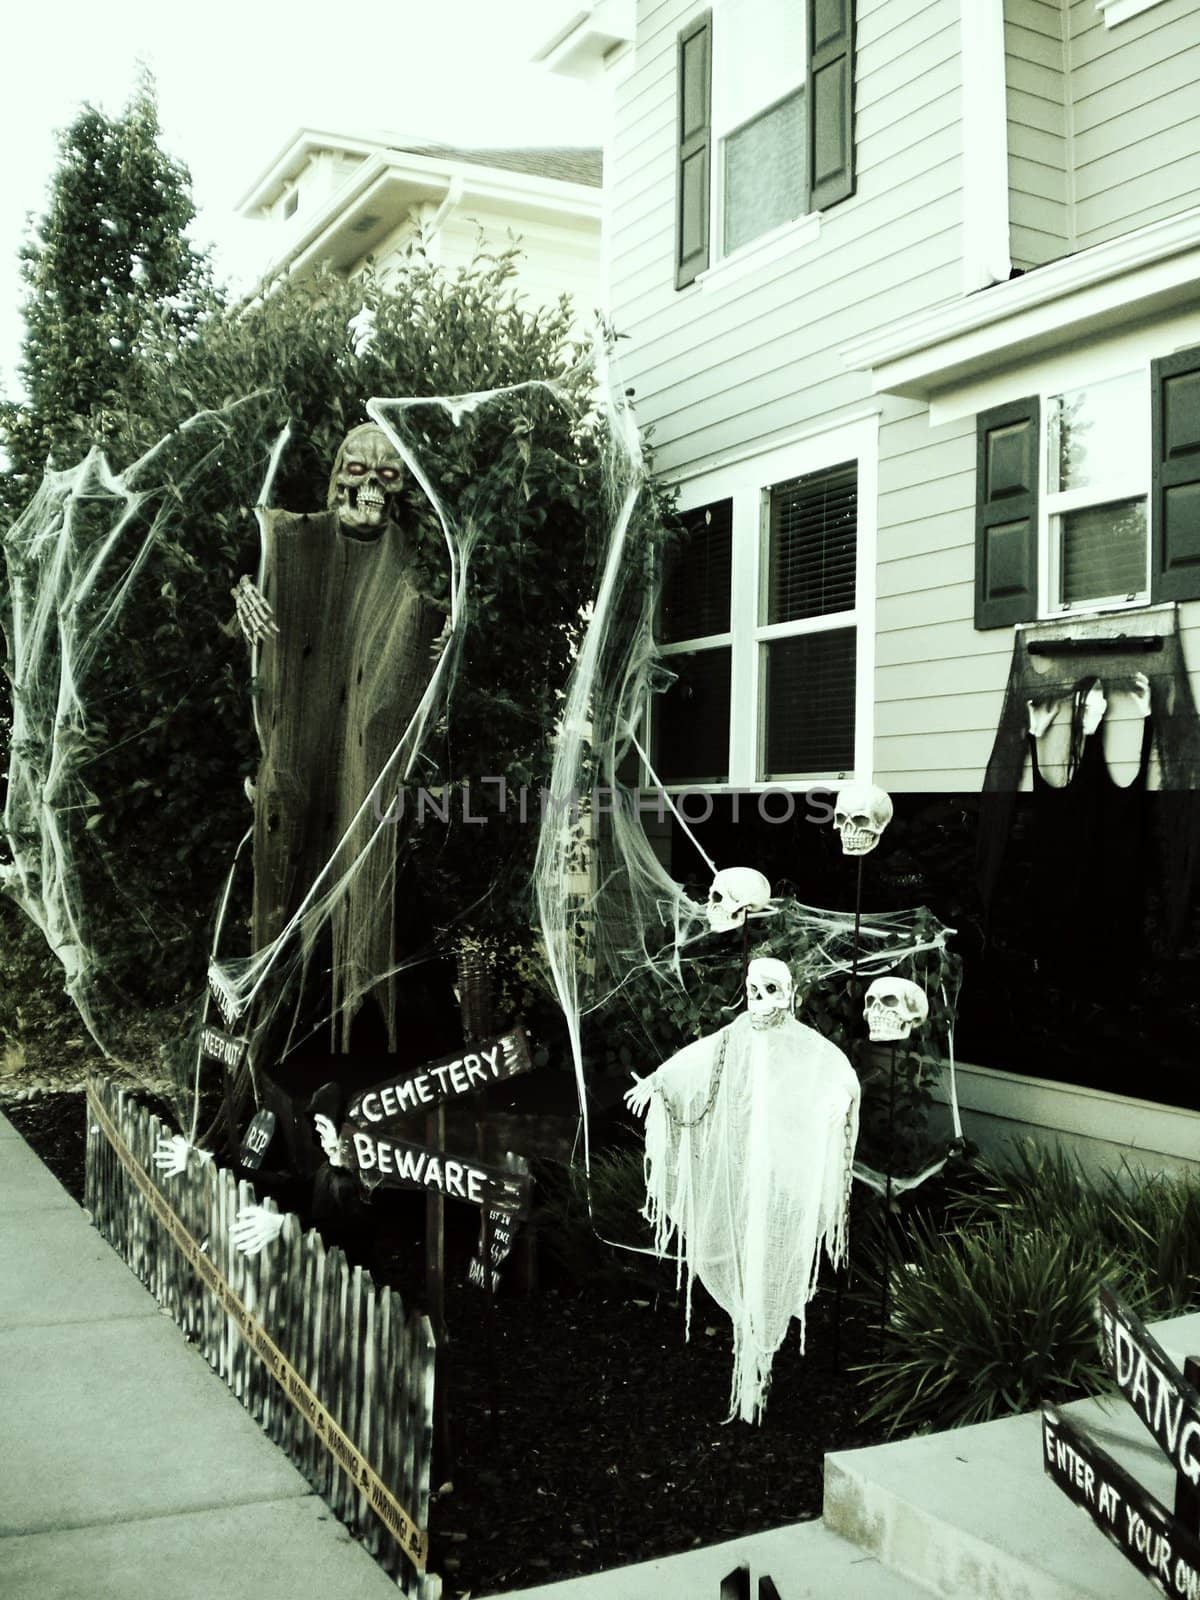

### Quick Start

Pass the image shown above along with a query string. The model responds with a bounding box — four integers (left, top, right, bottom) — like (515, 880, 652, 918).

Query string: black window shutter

(975, 397, 1040, 630)
(676, 12, 712, 289)
(1151, 345, 1200, 603)
(807, 0, 855, 211)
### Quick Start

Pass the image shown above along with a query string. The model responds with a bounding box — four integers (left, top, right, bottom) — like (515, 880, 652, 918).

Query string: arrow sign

(201, 1025, 248, 1071)
(1043, 1405, 1200, 1597)
(1098, 1284, 1200, 1494)
(344, 1124, 531, 1215)
(346, 1026, 533, 1124)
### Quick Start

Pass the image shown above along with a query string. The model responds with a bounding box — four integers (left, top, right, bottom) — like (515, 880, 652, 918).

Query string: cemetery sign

(346, 1026, 532, 1124)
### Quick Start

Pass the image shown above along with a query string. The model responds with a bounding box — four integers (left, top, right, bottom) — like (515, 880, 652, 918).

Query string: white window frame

(653, 416, 878, 791)
(706, 0, 813, 276)
(1037, 359, 1152, 619)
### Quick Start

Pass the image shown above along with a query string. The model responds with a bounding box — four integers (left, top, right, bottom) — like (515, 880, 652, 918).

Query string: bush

(855, 1142, 1200, 1436)
(856, 1213, 1150, 1435)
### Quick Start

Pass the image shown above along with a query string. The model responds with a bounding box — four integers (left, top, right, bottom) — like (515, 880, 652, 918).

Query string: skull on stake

(746, 957, 794, 1030)
(706, 866, 772, 933)
(833, 781, 894, 857)
(864, 976, 929, 1042)
(327, 423, 404, 541)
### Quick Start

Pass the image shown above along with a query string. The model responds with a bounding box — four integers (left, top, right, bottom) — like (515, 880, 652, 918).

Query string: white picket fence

(85, 1080, 439, 1598)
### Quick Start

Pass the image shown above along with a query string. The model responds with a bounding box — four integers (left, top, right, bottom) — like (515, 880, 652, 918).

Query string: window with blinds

(660, 499, 733, 643)
(762, 628, 856, 778)
(761, 462, 858, 777)
(653, 647, 732, 784)
(766, 462, 857, 623)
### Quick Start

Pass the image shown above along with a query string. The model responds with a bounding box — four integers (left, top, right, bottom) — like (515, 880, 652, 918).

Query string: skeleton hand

(430, 614, 453, 665)
(1080, 678, 1107, 737)
(231, 1204, 284, 1257)
(152, 1134, 191, 1178)
(1027, 698, 1059, 740)
(1129, 671, 1152, 719)
(624, 1074, 657, 1117)
(313, 1113, 347, 1168)
(232, 575, 279, 647)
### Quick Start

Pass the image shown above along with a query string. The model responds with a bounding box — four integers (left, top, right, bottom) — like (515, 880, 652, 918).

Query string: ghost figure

(706, 866, 772, 933)
(864, 975, 929, 1042)
(625, 965, 860, 1424)
(833, 781, 893, 856)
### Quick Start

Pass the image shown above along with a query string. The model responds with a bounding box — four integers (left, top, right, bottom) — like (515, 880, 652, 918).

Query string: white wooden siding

(1005, 0, 1070, 268)
(1071, 0, 1200, 248)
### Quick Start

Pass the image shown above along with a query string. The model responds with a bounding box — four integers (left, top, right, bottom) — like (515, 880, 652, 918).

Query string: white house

(536, 0, 1200, 1172)
(235, 128, 605, 325)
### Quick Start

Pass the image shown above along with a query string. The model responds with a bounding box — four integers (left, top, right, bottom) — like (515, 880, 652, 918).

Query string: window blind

(762, 627, 856, 777)
(767, 462, 856, 623)
(660, 498, 733, 643)
(654, 647, 732, 784)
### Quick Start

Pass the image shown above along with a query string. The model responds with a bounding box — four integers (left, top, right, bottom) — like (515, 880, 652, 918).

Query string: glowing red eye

(378, 468, 399, 481)
(347, 463, 367, 475)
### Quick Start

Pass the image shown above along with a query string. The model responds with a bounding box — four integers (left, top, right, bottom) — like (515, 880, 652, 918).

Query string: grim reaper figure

(242, 423, 447, 1063)
(625, 957, 860, 1424)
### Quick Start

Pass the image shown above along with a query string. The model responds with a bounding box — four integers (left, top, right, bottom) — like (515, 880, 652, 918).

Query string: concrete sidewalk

(0, 1108, 402, 1600)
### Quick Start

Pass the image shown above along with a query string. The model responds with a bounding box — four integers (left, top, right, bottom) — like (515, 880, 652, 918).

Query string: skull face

(833, 782, 893, 857)
(705, 866, 772, 933)
(328, 424, 404, 541)
(746, 957, 794, 1030)
(864, 976, 928, 1042)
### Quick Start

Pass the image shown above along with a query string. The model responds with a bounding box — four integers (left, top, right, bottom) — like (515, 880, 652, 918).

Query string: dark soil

(10, 1091, 885, 1599)
(5, 1092, 87, 1201)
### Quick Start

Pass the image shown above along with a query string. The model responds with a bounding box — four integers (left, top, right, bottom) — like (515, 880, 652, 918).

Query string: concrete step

(501, 1519, 936, 1599)
(823, 1312, 1200, 1600)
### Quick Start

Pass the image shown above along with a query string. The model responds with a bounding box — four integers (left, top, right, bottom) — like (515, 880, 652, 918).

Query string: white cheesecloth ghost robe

(642, 1009, 860, 1424)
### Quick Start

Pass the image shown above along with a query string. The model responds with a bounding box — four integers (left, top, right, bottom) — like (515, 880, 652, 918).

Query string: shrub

(856, 1213, 1150, 1435)
(854, 1142, 1200, 1436)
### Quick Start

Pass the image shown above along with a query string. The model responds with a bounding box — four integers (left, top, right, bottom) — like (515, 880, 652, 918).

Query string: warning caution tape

(87, 1082, 428, 1572)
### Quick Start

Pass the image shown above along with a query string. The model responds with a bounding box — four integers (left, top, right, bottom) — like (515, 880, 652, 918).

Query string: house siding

(1005, 0, 1200, 270)
(1070, 0, 1200, 250)
(1005, 0, 1071, 268)
(610, 0, 964, 480)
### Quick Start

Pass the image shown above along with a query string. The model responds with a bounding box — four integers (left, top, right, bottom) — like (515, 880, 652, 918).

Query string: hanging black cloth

(1025, 683, 1154, 984)
(978, 617, 1200, 949)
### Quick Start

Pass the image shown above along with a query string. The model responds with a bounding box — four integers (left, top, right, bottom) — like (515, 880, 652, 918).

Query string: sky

(0, 0, 602, 394)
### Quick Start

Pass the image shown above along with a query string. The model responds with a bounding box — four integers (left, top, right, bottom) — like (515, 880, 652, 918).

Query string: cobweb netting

(0, 361, 633, 1142)
(533, 394, 962, 1204)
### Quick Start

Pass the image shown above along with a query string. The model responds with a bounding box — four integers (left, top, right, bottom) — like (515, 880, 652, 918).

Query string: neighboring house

(538, 0, 1200, 1168)
(235, 129, 604, 325)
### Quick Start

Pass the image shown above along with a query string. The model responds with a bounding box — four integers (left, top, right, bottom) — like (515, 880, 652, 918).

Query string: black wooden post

(878, 1036, 898, 1361)
(832, 854, 866, 1373)
(427, 1102, 451, 1479)
(720, 1563, 750, 1600)
(1178, 1357, 1200, 1535)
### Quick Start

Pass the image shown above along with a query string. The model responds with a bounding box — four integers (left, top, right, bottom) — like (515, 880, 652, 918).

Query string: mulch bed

(8, 1090, 886, 1598)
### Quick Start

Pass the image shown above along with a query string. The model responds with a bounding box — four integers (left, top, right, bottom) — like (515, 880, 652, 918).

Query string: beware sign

(345, 1125, 531, 1215)
(346, 1027, 532, 1124)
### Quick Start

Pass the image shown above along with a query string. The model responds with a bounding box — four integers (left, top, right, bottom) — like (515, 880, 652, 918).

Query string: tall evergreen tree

(0, 70, 217, 518)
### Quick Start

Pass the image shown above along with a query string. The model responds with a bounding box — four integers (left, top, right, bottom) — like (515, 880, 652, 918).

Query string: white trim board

(931, 1058, 1200, 1168)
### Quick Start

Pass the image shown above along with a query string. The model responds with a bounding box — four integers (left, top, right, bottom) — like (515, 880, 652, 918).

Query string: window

(974, 344, 1200, 628)
(674, 0, 855, 289)
(653, 425, 875, 785)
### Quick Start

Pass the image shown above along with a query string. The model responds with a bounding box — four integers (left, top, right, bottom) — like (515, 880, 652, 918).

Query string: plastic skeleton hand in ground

(232, 1204, 285, 1256)
(626, 957, 860, 1424)
(152, 1134, 213, 1178)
